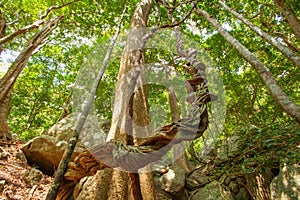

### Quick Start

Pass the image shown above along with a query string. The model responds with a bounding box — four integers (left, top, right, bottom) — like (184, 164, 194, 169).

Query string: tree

(0, 16, 63, 141)
(0, 0, 77, 141)
(274, 0, 300, 40)
(195, 8, 300, 123)
(1, 0, 299, 199)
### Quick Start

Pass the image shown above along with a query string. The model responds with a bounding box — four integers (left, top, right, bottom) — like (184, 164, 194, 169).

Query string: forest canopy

(0, 0, 299, 199)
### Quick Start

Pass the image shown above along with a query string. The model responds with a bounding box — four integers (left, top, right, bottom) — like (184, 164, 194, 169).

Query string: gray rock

(190, 180, 235, 200)
(159, 167, 186, 195)
(235, 187, 250, 200)
(271, 163, 300, 200)
(215, 136, 243, 165)
(11, 133, 18, 141)
(74, 168, 113, 200)
(228, 181, 239, 194)
(155, 190, 172, 200)
(23, 168, 43, 187)
(186, 169, 211, 190)
(47, 113, 107, 149)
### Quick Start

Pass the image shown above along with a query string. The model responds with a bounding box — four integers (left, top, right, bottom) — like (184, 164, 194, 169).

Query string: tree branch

(195, 8, 300, 123)
(0, 0, 79, 46)
(218, 0, 300, 69)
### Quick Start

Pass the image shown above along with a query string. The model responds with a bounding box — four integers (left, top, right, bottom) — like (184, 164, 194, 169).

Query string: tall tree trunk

(218, 0, 300, 69)
(0, 16, 63, 141)
(195, 9, 300, 123)
(0, 9, 9, 141)
(274, 0, 300, 41)
(105, 0, 154, 199)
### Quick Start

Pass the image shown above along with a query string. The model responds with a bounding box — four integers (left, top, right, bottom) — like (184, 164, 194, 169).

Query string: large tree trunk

(195, 9, 300, 123)
(105, 0, 154, 199)
(274, 0, 300, 41)
(0, 16, 63, 141)
(218, 0, 300, 69)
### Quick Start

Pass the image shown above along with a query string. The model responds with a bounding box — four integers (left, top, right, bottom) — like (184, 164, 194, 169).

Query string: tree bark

(105, 1, 154, 200)
(245, 170, 273, 200)
(274, 0, 300, 41)
(219, 0, 300, 69)
(0, 16, 63, 141)
(195, 9, 300, 123)
(0, 9, 9, 141)
(47, 6, 127, 199)
(0, 9, 6, 55)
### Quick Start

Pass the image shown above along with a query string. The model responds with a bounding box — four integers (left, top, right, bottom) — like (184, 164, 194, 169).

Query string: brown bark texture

(274, 0, 300, 41)
(0, 9, 6, 55)
(245, 170, 273, 200)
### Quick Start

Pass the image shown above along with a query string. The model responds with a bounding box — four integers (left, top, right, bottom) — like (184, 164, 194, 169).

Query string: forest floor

(0, 140, 52, 200)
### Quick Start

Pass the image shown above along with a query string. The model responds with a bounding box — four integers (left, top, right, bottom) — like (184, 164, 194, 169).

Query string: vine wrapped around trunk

(56, 31, 216, 200)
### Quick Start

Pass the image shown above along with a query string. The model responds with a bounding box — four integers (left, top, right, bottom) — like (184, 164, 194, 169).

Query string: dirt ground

(0, 140, 52, 200)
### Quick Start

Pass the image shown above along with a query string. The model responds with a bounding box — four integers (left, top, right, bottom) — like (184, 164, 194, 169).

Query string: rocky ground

(0, 140, 52, 200)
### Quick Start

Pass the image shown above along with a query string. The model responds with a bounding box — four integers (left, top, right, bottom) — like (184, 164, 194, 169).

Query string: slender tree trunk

(219, 0, 300, 69)
(274, 0, 300, 41)
(195, 9, 300, 123)
(0, 16, 63, 141)
(0, 9, 10, 141)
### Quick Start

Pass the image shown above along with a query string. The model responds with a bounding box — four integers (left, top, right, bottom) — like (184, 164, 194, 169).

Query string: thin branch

(141, 1, 197, 44)
(6, 19, 19, 26)
(195, 8, 300, 123)
(0, 0, 79, 45)
(275, 31, 300, 53)
(218, 0, 300, 69)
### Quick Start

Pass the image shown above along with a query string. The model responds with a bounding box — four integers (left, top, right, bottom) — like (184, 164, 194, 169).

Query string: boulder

(215, 136, 244, 165)
(22, 135, 83, 175)
(189, 180, 235, 200)
(46, 113, 107, 149)
(186, 167, 211, 190)
(271, 163, 300, 200)
(73, 168, 113, 200)
(159, 167, 186, 195)
(21, 113, 108, 175)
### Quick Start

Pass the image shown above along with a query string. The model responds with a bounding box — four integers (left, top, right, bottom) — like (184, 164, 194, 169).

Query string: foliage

(214, 123, 300, 178)
(1, 0, 299, 181)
